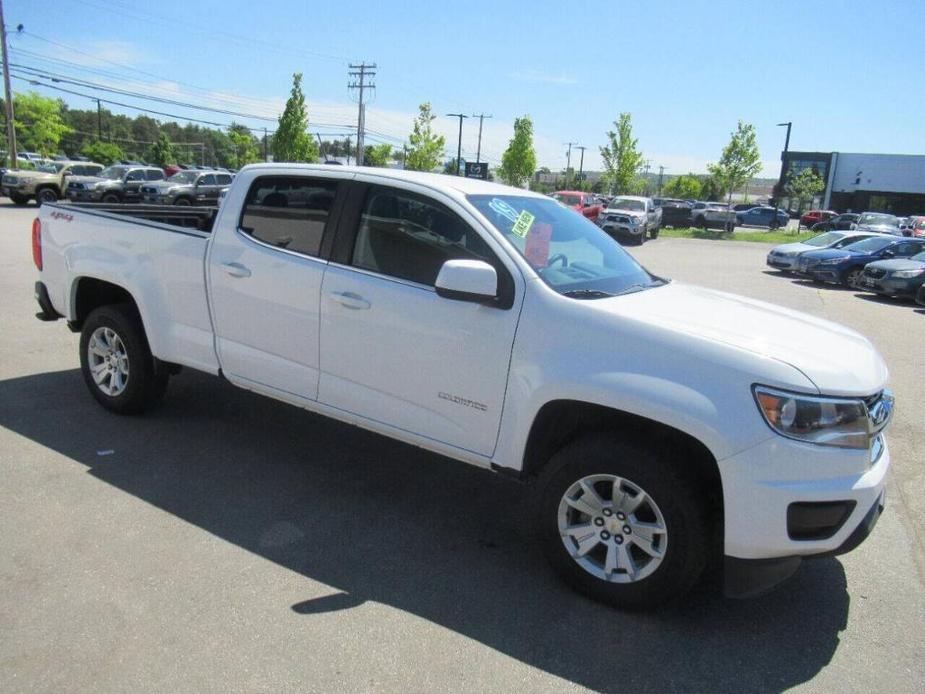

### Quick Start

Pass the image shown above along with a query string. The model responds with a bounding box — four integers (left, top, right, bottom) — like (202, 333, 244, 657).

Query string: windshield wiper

(562, 289, 615, 299)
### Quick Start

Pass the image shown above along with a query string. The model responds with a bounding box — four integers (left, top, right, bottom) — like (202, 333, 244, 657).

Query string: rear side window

(351, 186, 495, 286)
(240, 176, 338, 257)
(144, 169, 165, 181)
(216, 174, 233, 185)
(199, 174, 217, 185)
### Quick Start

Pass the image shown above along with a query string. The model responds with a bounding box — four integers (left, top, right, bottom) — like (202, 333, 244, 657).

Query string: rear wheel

(649, 225, 660, 239)
(173, 197, 192, 206)
(79, 304, 168, 414)
(101, 193, 121, 204)
(536, 435, 710, 610)
(9, 192, 29, 205)
(725, 221, 735, 233)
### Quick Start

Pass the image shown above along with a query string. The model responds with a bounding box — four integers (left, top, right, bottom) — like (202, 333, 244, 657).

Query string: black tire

(841, 266, 863, 288)
(36, 187, 59, 205)
(725, 221, 735, 233)
(173, 197, 192, 206)
(101, 193, 121, 204)
(636, 231, 645, 246)
(9, 192, 29, 205)
(916, 285, 925, 307)
(535, 434, 711, 610)
(649, 225, 660, 239)
(694, 216, 706, 230)
(79, 303, 168, 415)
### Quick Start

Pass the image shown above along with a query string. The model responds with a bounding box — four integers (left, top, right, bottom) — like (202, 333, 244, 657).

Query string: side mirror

(435, 259, 498, 303)
(881, 249, 895, 257)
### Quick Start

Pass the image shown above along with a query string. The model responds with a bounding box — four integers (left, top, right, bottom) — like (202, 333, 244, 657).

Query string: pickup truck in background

(140, 169, 235, 206)
(66, 164, 167, 204)
(598, 195, 662, 245)
(691, 201, 737, 232)
(32, 164, 893, 610)
(552, 190, 602, 222)
(1, 160, 104, 205)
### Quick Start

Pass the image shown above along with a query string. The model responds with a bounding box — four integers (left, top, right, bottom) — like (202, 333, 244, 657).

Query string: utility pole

(657, 165, 665, 195)
(472, 113, 492, 164)
(447, 113, 467, 175)
(345, 136, 351, 165)
(95, 99, 103, 140)
(263, 127, 268, 162)
(774, 121, 792, 206)
(565, 142, 577, 188)
(0, 1, 18, 167)
(348, 62, 376, 166)
(576, 145, 586, 186)
(643, 159, 651, 195)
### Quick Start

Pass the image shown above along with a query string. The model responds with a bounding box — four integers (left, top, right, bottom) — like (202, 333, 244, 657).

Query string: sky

(5, 0, 925, 177)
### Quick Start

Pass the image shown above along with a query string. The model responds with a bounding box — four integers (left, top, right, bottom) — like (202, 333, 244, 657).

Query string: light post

(774, 121, 792, 207)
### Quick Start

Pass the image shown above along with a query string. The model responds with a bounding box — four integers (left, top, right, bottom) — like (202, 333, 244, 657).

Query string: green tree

(662, 173, 703, 200)
(227, 123, 261, 168)
(708, 120, 762, 207)
(80, 140, 124, 165)
(786, 168, 825, 213)
(272, 73, 319, 163)
(599, 113, 644, 195)
(698, 174, 725, 201)
(364, 143, 392, 167)
(147, 132, 176, 167)
(405, 103, 446, 172)
(497, 115, 537, 188)
(12, 92, 74, 156)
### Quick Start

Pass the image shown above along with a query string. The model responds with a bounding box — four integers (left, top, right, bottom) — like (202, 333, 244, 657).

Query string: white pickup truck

(32, 165, 893, 609)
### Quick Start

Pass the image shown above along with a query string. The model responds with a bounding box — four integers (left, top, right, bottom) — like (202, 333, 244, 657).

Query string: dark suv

(140, 170, 234, 206)
(66, 165, 165, 203)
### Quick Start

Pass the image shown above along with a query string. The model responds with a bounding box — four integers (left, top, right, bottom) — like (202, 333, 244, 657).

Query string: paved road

(1, 204, 923, 693)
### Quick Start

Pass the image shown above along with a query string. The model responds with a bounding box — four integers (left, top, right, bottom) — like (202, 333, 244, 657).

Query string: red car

(907, 216, 925, 238)
(799, 209, 837, 229)
(552, 190, 602, 221)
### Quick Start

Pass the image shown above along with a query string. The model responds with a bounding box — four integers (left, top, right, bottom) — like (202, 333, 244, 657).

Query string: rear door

(208, 173, 344, 400)
(318, 180, 522, 457)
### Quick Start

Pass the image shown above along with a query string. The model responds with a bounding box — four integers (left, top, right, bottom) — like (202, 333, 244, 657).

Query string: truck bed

(62, 203, 218, 233)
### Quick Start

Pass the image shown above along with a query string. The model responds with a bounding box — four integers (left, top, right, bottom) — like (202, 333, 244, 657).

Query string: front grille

(864, 267, 886, 279)
(2, 175, 17, 185)
(607, 214, 630, 224)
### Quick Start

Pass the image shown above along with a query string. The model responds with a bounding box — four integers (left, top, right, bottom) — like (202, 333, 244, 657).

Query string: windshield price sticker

(511, 210, 536, 238)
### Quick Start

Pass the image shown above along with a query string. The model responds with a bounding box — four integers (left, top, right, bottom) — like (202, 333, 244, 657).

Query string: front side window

(351, 188, 495, 286)
(99, 166, 127, 180)
(469, 194, 664, 298)
(168, 171, 198, 184)
(240, 176, 337, 257)
(126, 170, 145, 182)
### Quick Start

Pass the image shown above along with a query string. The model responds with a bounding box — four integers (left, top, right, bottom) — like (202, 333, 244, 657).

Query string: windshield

(167, 171, 199, 184)
(844, 237, 893, 253)
(911, 251, 925, 262)
(804, 232, 842, 247)
(609, 198, 646, 212)
(858, 213, 898, 227)
(35, 163, 65, 173)
(468, 194, 665, 298)
(552, 193, 581, 206)
(99, 166, 128, 180)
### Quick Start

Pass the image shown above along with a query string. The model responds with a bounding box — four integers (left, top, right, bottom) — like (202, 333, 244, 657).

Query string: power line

(348, 63, 376, 166)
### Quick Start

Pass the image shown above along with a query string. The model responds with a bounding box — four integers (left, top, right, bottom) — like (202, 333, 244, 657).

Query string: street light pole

(657, 166, 665, 196)
(0, 1, 18, 167)
(775, 121, 792, 206)
(564, 142, 577, 188)
(576, 145, 586, 186)
(472, 113, 491, 164)
(447, 113, 467, 175)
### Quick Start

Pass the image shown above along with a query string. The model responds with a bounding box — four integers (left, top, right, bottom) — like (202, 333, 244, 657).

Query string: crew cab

(598, 195, 662, 245)
(66, 165, 166, 204)
(2, 161, 104, 205)
(691, 201, 737, 231)
(141, 169, 235, 206)
(552, 190, 602, 222)
(32, 165, 893, 610)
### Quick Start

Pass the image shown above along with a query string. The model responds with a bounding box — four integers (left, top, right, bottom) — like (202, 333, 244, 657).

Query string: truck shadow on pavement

(0, 368, 851, 693)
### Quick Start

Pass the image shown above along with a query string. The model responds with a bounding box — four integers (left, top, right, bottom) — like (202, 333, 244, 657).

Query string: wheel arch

(70, 276, 141, 331)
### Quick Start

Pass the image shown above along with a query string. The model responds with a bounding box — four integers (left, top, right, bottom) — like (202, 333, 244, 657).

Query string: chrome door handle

(329, 291, 370, 310)
(221, 262, 251, 278)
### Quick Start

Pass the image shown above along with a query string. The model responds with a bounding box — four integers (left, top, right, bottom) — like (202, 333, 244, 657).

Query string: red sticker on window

(524, 222, 552, 268)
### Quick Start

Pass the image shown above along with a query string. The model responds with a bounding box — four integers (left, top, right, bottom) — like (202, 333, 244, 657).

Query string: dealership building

(780, 151, 925, 215)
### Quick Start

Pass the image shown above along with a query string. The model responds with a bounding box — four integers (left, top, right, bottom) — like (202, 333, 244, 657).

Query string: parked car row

(767, 230, 925, 307)
(802, 210, 924, 237)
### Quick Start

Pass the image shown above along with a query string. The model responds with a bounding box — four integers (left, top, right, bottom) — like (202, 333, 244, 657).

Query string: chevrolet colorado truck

(599, 196, 662, 245)
(2, 160, 104, 204)
(32, 165, 893, 610)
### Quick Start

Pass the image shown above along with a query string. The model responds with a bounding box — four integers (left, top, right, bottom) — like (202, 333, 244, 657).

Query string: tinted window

(216, 174, 233, 185)
(126, 170, 145, 182)
(351, 187, 494, 286)
(240, 176, 337, 257)
(145, 169, 165, 181)
(199, 174, 217, 185)
(85, 165, 103, 176)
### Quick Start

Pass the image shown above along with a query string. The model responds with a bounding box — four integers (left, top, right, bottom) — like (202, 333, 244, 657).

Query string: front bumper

(798, 263, 842, 281)
(766, 254, 799, 270)
(67, 189, 103, 202)
(857, 274, 923, 298)
(602, 223, 643, 237)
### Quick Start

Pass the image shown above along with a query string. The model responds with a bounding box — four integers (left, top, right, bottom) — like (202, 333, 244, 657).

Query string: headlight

(753, 386, 871, 449)
(892, 268, 924, 278)
(817, 258, 844, 265)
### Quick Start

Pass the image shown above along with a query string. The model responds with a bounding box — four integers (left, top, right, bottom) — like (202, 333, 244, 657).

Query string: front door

(208, 174, 342, 400)
(318, 183, 522, 457)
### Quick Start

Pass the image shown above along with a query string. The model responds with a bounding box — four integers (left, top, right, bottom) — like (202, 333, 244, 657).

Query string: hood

(597, 282, 887, 396)
(605, 207, 645, 218)
(4, 169, 56, 181)
(802, 248, 851, 261)
(865, 258, 925, 272)
(770, 241, 817, 254)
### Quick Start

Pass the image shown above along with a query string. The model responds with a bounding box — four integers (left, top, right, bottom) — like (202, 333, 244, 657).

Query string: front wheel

(9, 192, 29, 205)
(842, 267, 863, 288)
(79, 304, 168, 414)
(36, 188, 59, 205)
(101, 193, 121, 204)
(649, 225, 660, 239)
(536, 435, 710, 610)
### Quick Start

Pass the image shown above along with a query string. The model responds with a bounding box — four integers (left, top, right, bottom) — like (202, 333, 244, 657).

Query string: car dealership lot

(1, 205, 924, 693)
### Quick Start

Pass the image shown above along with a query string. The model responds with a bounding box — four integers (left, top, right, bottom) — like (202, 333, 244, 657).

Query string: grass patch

(658, 227, 817, 244)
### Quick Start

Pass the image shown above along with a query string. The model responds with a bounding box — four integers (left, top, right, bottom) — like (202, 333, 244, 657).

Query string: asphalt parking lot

(1, 203, 923, 693)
